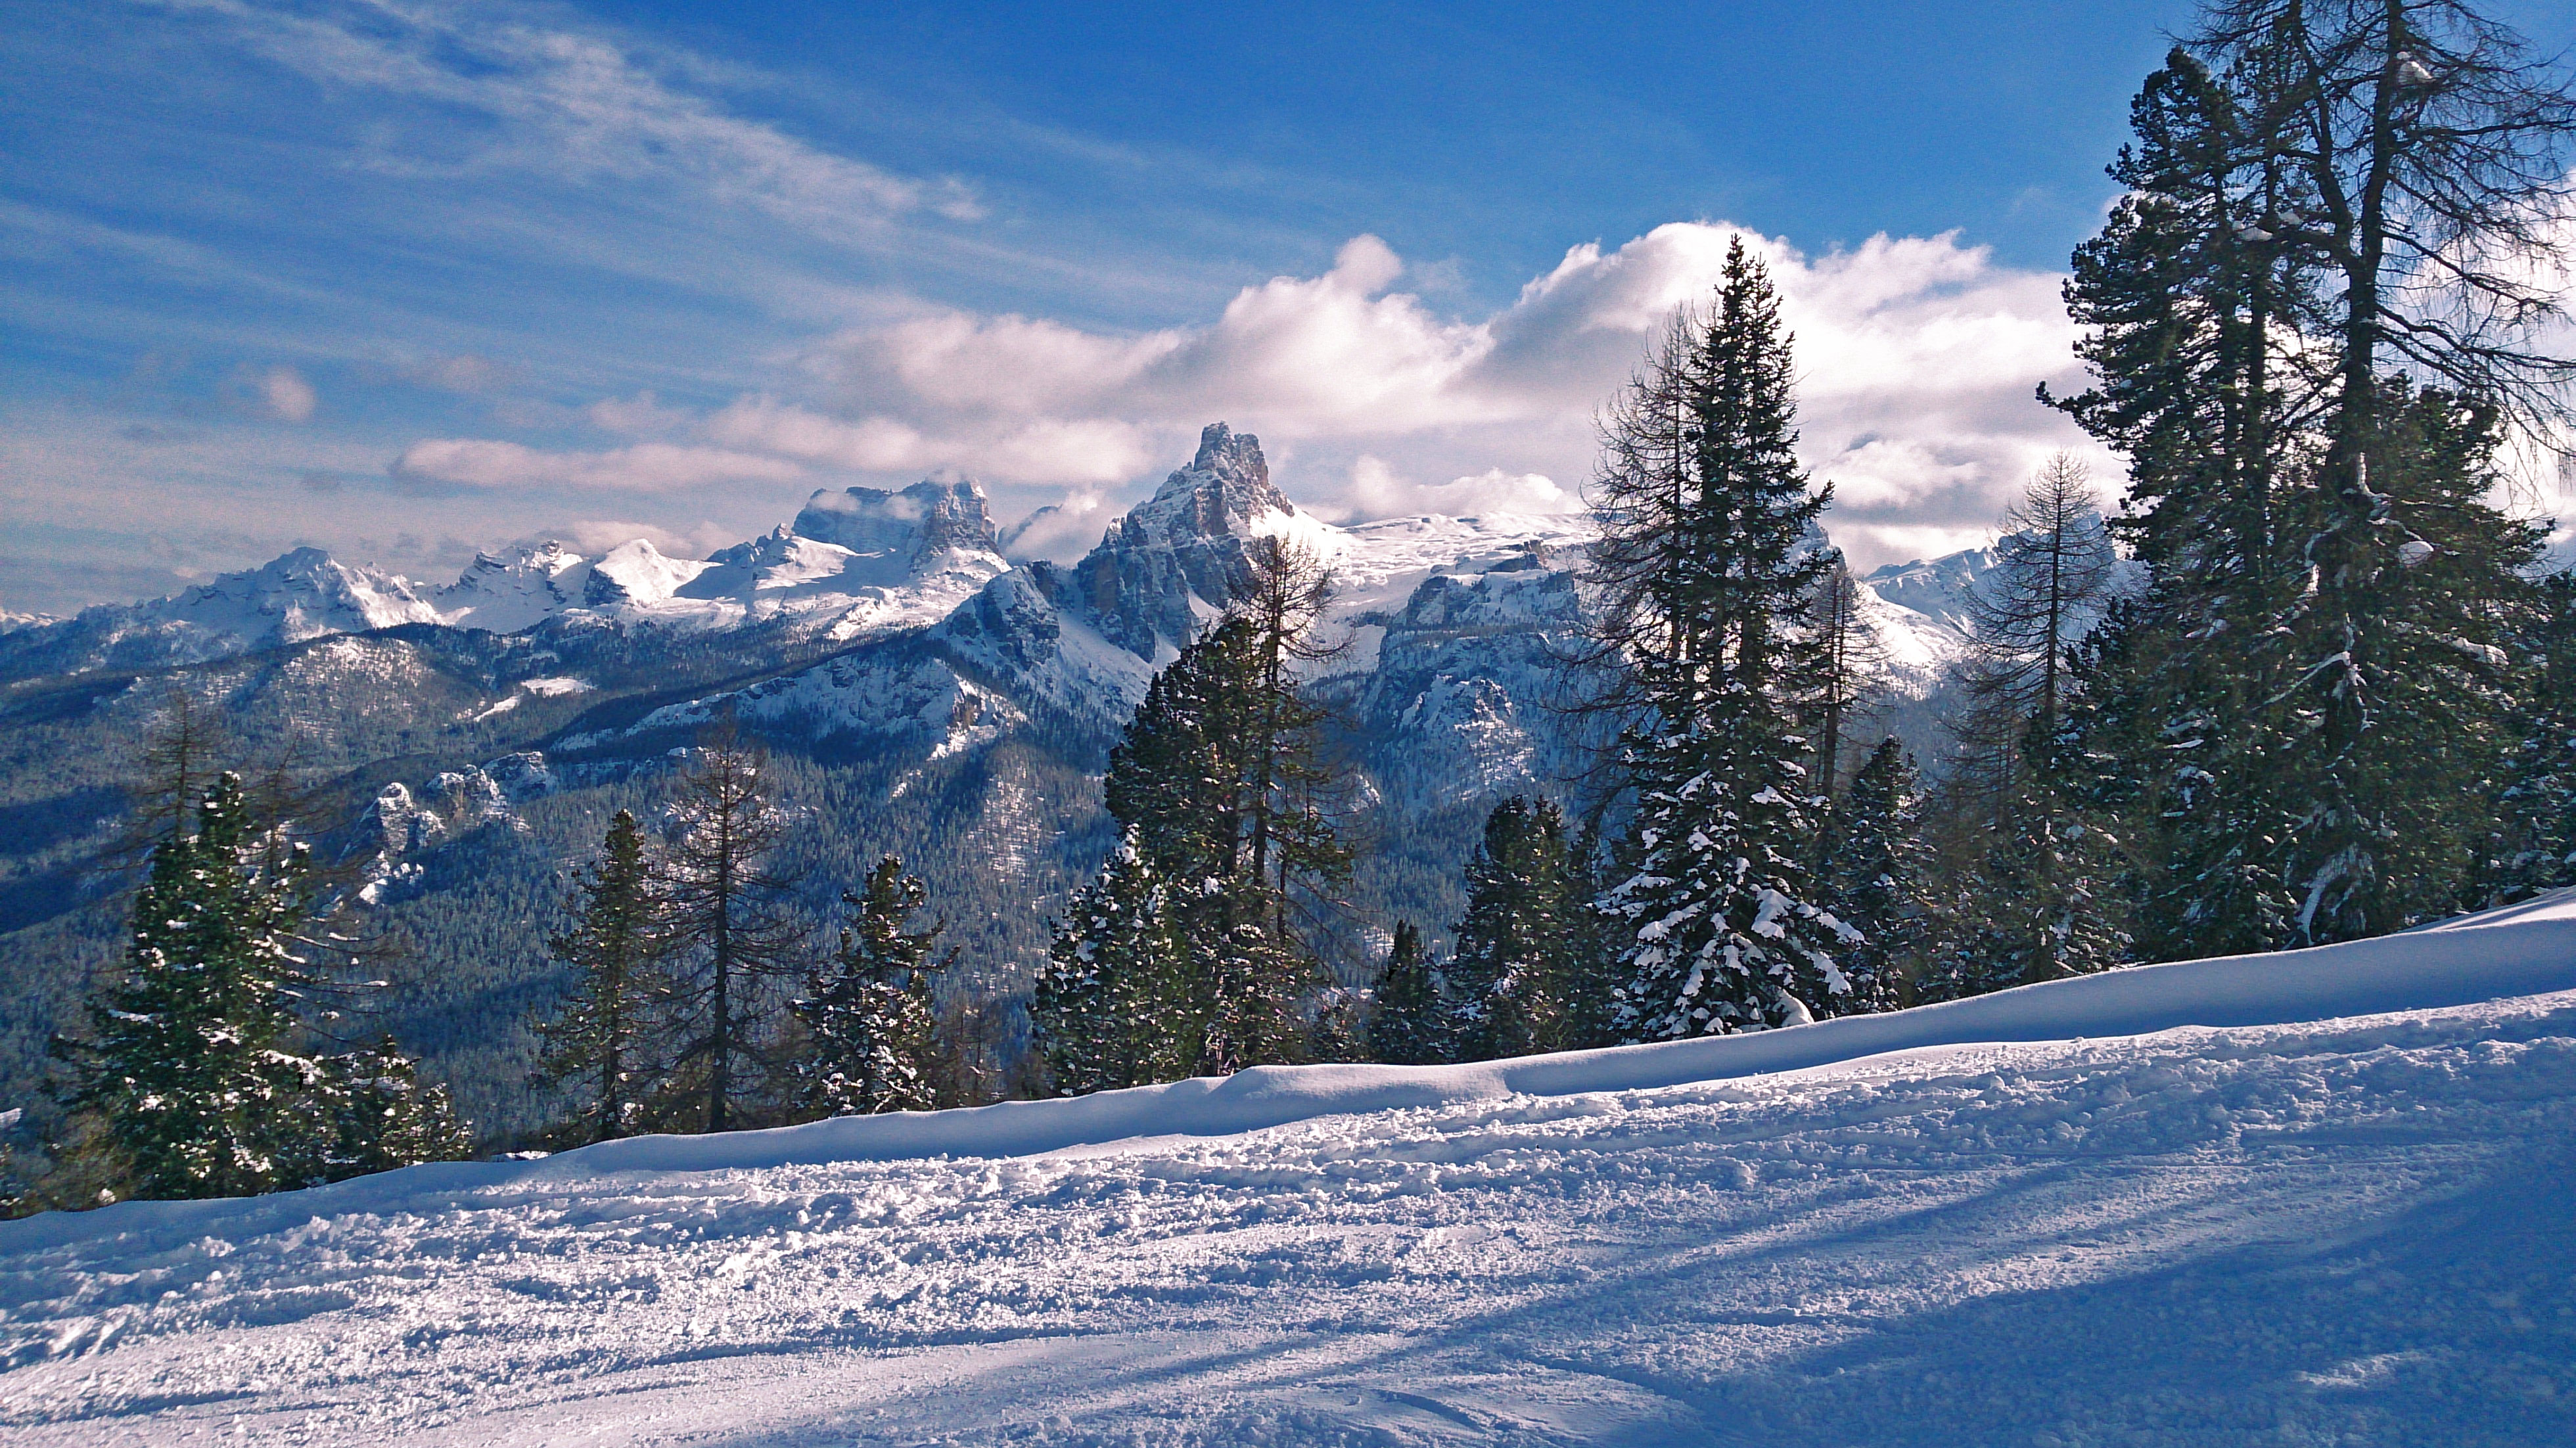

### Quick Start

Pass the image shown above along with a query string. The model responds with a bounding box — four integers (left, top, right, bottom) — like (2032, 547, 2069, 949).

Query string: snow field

(5, 977, 2576, 1443)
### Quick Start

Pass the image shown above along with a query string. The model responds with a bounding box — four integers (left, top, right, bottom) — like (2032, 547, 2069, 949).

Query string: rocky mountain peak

(1126, 422, 1293, 545)
(793, 478, 999, 562)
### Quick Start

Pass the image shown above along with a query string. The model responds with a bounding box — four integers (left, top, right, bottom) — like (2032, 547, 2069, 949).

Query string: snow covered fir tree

(790, 855, 952, 1117)
(1586, 238, 1859, 1039)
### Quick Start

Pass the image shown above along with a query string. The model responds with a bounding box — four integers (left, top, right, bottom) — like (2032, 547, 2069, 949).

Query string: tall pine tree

(1448, 797, 1582, 1060)
(2056, 11, 2570, 951)
(1592, 237, 1857, 1037)
(1820, 738, 1932, 1012)
(533, 809, 667, 1144)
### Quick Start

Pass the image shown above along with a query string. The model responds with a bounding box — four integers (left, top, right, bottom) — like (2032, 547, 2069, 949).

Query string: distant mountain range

(0, 423, 2060, 1140)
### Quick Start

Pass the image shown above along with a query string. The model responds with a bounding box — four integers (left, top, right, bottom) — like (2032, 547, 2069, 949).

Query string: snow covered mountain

(0, 547, 444, 680)
(0, 482, 1014, 685)
(7, 891, 2573, 1444)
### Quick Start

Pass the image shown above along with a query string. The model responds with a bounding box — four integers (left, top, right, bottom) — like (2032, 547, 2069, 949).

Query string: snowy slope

(7, 894, 2575, 1445)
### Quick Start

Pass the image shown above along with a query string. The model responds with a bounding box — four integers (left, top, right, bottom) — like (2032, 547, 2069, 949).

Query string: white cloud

(392, 438, 805, 491)
(258, 364, 316, 422)
(1318, 456, 1578, 522)
(998, 489, 1115, 564)
(538, 517, 738, 562)
(702, 397, 1157, 485)
(586, 390, 695, 436)
(371, 221, 2113, 567)
(766, 223, 2101, 561)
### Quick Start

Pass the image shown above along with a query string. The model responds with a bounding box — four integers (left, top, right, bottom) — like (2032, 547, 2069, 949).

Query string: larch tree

(1947, 455, 2134, 989)
(662, 723, 804, 1132)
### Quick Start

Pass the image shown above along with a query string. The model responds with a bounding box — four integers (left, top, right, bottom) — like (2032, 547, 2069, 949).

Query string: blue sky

(3, 0, 2565, 613)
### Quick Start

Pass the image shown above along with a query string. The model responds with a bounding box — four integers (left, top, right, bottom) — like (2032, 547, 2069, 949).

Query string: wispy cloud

(391, 438, 806, 492)
(143, 0, 979, 234)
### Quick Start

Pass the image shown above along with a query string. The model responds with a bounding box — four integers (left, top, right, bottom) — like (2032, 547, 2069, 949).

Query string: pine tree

(2054, 8, 2573, 953)
(790, 856, 948, 1117)
(1195, 881, 1318, 1075)
(66, 775, 323, 1199)
(662, 725, 804, 1132)
(1592, 237, 1857, 1038)
(532, 809, 666, 1144)
(1042, 552, 1346, 1085)
(1820, 739, 1931, 1012)
(1365, 920, 1448, 1065)
(1448, 797, 1581, 1060)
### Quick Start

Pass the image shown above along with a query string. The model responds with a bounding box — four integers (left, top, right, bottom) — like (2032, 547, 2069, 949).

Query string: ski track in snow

(13, 894, 2576, 1445)
(5, 986, 2575, 1445)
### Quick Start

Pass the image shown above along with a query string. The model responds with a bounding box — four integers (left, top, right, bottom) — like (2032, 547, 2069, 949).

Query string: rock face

(1058, 422, 1295, 660)
(1335, 562, 1598, 816)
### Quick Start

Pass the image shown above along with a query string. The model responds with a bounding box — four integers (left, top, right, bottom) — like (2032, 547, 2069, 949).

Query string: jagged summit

(1122, 423, 1294, 545)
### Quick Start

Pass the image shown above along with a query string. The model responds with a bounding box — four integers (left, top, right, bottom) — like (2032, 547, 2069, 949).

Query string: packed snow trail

(5, 903, 2576, 1443)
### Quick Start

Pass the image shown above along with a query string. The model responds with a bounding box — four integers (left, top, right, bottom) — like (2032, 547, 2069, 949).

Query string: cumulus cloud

(392, 438, 805, 491)
(774, 223, 2102, 561)
(383, 221, 2108, 566)
(537, 517, 740, 562)
(702, 397, 1157, 485)
(997, 490, 1116, 564)
(258, 365, 316, 422)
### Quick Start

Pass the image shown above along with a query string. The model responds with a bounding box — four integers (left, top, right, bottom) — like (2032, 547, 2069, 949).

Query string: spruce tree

(1032, 834, 1184, 1094)
(791, 856, 948, 1117)
(1820, 739, 1931, 1012)
(66, 775, 320, 1199)
(1592, 237, 1857, 1038)
(1448, 797, 1580, 1060)
(533, 809, 666, 1144)
(1365, 920, 1448, 1065)
(291, 1039, 473, 1181)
